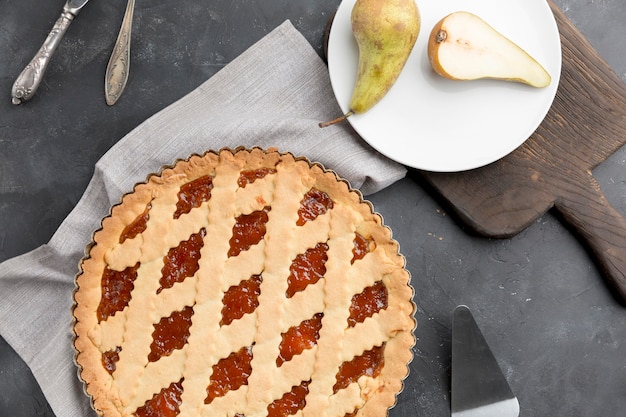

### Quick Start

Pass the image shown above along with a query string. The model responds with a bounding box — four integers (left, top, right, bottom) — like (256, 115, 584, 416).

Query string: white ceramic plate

(327, 0, 561, 172)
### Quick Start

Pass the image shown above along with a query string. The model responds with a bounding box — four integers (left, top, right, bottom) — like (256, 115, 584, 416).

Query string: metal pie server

(451, 305, 520, 417)
(11, 0, 91, 105)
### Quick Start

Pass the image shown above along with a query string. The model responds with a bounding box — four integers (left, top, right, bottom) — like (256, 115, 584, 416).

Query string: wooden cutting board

(419, 1, 626, 303)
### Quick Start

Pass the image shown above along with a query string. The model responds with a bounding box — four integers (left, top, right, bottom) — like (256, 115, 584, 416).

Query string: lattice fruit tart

(73, 148, 415, 417)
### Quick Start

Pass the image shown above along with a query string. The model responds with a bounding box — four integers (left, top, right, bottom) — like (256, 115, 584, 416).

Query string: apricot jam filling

(297, 188, 333, 226)
(97, 262, 140, 323)
(228, 207, 271, 257)
(348, 281, 388, 328)
(120, 203, 151, 243)
(351, 232, 375, 264)
(148, 306, 194, 363)
(333, 344, 386, 393)
(174, 175, 213, 219)
(158, 228, 206, 294)
(267, 380, 310, 417)
(277, 313, 324, 366)
(238, 167, 277, 188)
(205, 345, 254, 404)
(220, 274, 263, 326)
(286, 242, 329, 298)
(101, 346, 121, 375)
(134, 378, 184, 417)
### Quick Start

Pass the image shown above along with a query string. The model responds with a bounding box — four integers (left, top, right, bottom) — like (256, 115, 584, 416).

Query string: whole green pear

(350, 0, 420, 112)
(320, 0, 420, 127)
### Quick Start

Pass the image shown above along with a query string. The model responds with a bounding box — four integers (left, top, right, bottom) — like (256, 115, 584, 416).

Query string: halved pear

(428, 11, 551, 88)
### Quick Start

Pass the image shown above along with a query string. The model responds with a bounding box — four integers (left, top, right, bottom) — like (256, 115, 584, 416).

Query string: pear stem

(318, 110, 354, 128)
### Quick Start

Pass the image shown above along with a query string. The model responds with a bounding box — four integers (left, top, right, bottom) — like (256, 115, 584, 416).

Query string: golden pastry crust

(73, 147, 415, 417)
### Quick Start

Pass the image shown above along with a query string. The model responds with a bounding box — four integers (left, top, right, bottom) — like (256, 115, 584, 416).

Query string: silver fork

(104, 0, 135, 105)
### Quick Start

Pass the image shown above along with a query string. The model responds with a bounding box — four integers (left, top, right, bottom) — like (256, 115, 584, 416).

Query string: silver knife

(451, 305, 520, 417)
(11, 0, 91, 105)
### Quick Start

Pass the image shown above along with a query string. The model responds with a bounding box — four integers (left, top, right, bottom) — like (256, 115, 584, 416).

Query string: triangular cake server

(451, 305, 520, 417)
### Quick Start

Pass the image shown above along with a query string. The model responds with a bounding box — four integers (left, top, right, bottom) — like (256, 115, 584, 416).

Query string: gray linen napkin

(0, 20, 405, 416)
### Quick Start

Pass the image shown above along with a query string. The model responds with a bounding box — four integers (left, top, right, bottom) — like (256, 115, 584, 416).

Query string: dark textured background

(1, 0, 625, 416)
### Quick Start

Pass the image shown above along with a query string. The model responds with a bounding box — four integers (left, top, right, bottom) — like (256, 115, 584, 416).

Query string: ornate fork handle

(11, 11, 75, 105)
(105, 0, 135, 106)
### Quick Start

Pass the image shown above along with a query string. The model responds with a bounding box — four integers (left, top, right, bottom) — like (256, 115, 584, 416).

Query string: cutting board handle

(555, 172, 626, 302)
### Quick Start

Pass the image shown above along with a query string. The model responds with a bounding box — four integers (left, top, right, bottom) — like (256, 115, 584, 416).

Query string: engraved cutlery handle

(11, 11, 74, 105)
(105, 0, 135, 106)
